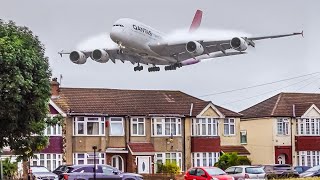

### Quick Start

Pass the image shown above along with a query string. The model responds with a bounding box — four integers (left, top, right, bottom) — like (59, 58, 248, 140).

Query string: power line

(294, 74, 320, 91)
(221, 74, 318, 106)
(199, 72, 320, 97)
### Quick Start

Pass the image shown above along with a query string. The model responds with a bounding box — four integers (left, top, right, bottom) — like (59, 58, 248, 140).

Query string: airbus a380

(59, 10, 303, 72)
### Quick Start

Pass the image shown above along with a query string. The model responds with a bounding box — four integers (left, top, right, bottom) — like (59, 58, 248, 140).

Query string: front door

(277, 154, 286, 164)
(137, 156, 151, 174)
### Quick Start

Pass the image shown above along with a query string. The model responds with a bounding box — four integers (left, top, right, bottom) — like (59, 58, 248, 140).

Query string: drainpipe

(291, 104, 295, 165)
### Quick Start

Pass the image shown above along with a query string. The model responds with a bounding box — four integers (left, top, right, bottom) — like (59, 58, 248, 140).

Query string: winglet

(301, 30, 304, 38)
(189, 9, 202, 33)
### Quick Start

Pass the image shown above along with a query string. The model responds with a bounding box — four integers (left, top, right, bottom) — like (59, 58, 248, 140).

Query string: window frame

(131, 117, 146, 136)
(240, 130, 247, 144)
(191, 152, 220, 167)
(73, 153, 105, 165)
(73, 116, 105, 136)
(297, 151, 320, 167)
(224, 118, 236, 136)
(30, 153, 63, 171)
(155, 152, 182, 172)
(277, 118, 289, 136)
(151, 117, 182, 137)
(111, 155, 124, 172)
(297, 118, 320, 136)
(192, 118, 218, 136)
(109, 117, 125, 136)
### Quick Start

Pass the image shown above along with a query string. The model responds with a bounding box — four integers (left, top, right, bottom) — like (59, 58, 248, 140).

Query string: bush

(215, 152, 251, 170)
(156, 161, 180, 175)
(2, 157, 18, 179)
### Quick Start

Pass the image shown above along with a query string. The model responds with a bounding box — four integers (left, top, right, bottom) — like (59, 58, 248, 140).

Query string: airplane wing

(149, 31, 303, 62)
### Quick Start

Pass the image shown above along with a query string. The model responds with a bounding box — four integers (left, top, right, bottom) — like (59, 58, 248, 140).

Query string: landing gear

(148, 66, 160, 72)
(117, 49, 123, 54)
(134, 65, 143, 71)
(164, 63, 182, 71)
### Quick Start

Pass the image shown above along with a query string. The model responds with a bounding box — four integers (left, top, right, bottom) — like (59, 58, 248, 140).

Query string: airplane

(58, 10, 303, 72)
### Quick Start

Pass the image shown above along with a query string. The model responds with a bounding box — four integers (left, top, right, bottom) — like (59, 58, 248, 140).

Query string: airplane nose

(110, 27, 123, 43)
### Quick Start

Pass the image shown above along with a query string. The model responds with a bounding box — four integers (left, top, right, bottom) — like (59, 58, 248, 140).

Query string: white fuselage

(110, 18, 178, 65)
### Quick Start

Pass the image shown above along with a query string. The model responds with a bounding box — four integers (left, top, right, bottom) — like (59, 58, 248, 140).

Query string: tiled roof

(221, 145, 250, 155)
(128, 142, 155, 153)
(52, 88, 241, 117)
(240, 93, 320, 119)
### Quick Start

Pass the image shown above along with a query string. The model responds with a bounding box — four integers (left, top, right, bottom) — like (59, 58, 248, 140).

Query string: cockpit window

(113, 24, 124, 27)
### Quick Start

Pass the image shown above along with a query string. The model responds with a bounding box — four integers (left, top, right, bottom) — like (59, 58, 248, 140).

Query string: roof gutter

(148, 114, 185, 117)
(67, 113, 109, 116)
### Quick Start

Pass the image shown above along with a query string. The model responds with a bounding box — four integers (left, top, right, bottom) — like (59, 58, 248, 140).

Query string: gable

(301, 104, 320, 118)
(197, 103, 224, 118)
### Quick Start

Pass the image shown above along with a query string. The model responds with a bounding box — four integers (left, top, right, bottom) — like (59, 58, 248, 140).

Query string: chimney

(50, 77, 60, 98)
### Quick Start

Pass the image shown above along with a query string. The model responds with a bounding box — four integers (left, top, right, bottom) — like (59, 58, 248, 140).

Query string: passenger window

(235, 167, 243, 174)
(225, 167, 235, 174)
(189, 168, 196, 175)
(196, 169, 206, 176)
(102, 166, 114, 175)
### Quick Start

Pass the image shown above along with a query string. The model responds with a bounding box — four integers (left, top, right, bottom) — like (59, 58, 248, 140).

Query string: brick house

(240, 92, 320, 166)
(50, 79, 248, 173)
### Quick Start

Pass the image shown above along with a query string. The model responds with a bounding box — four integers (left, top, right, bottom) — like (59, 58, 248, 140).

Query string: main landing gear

(148, 66, 160, 72)
(134, 65, 143, 71)
(164, 63, 182, 71)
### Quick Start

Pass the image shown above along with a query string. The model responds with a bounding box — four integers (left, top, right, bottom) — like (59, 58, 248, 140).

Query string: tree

(0, 20, 57, 160)
(2, 157, 18, 179)
(215, 152, 251, 170)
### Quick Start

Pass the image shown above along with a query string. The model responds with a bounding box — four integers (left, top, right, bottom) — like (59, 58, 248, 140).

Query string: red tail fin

(189, 10, 202, 32)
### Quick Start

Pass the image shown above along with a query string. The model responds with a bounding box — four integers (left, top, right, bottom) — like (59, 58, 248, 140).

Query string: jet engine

(186, 41, 204, 56)
(230, 37, 248, 51)
(69, 51, 87, 64)
(91, 49, 109, 63)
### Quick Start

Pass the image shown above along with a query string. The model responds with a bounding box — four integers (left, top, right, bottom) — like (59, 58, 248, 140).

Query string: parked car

(29, 166, 59, 180)
(260, 164, 299, 179)
(53, 165, 73, 180)
(300, 165, 320, 177)
(62, 164, 143, 180)
(184, 167, 234, 180)
(294, 165, 311, 174)
(225, 165, 266, 180)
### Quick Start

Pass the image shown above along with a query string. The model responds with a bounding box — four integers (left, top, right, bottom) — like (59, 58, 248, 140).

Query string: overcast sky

(1, 0, 319, 112)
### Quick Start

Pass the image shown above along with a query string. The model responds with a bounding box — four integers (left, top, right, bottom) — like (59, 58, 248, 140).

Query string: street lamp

(92, 146, 97, 180)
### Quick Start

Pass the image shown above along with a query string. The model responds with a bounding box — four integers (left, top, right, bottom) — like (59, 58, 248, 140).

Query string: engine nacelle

(186, 41, 204, 56)
(230, 37, 248, 51)
(69, 51, 87, 64)
(91, 49, 109, 63)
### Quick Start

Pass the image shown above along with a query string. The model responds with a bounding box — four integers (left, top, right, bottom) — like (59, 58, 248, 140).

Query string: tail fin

(189, 9, 202, 33)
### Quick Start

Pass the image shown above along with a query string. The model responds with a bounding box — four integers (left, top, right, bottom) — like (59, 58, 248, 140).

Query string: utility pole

(92, 146, 97, 180)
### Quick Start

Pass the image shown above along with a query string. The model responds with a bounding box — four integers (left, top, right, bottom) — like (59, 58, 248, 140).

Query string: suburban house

(48, 78, 248, 174)
(240, 92, 320, 167)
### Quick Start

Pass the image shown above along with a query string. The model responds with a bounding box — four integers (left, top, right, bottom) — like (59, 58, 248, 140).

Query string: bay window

(131, 117, 145, 136)
(152, 117, 181, 136)
(224, 118, 235, 136)
(109, 117, 124, 136)
(73, 153, 105, 165)
(192, 118, 218, 136)
(30, 153, 62, 171)
(297, 118, 320, 135)
(73, 117, 105, 136)
(192, 152, 219, 167)
(155, 152, 182, 172)
(297, 151, 320, 167)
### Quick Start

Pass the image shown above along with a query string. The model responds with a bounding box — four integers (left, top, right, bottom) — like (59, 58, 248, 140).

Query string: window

(297, 118, 320, 135)
(73, 153, 105, 165)
(44, 124, 62, 136)
(240, 130, 247, 144)
(152, 118, 181, 136)
(109, 117, 124, 136)
(111, 155, 124, 172)
(192, 118, 218, 136)
(192, 152, 219, 167)
(277, 118, 289, 135)
(297, 151, 320, 167)
(73, 117, 105, 136)
(155, 152, 182, 172)
(30, 153, 62, 171)
(224, 118, 235, 136)
(131, 117, 145, 136)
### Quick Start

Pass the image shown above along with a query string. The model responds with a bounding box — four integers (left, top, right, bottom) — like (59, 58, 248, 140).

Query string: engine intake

(91, 49, 109, 63)
(186, 41, 204, 56)
(69, 51, 87, 64)
(230, 37, 248, 51)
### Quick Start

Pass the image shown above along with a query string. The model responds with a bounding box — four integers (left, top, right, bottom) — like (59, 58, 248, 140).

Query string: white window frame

(154, 152, 182, 172)
(109, 117, 124, 136)
(44, 124, 62, 136)
(240, 130, 247, 144)
(30, 153, 62, 171)
(111, 155, 124, 172)
(297, 151, 320, 167)
(191, 152, 220, 167)
(73, 117, 105, 136)
(73, 153, 105, 165)
(131, 117, 145, 136)
(151, 117, 181, 136)
(192, 118, 218, 136)
(297, 118, 320, 136)
(277, 118, 289, 136)
(224, 118, 236, 136)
